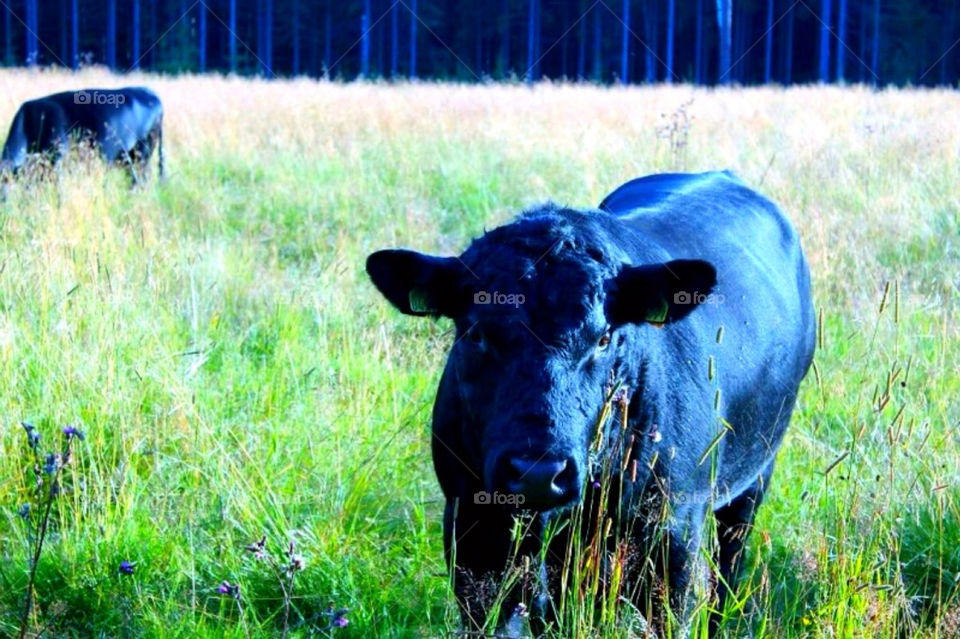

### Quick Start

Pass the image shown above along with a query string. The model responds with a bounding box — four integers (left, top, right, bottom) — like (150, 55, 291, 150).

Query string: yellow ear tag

(646, 297, 669, 326)
(408, 288, 436, 314)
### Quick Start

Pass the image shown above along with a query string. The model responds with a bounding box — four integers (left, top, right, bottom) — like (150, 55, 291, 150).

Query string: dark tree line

(1, 0, 957, 85)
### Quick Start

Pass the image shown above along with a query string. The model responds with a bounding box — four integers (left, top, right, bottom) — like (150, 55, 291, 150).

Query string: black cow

(0, 87, 163, 184)
(367, 171, 815, 635)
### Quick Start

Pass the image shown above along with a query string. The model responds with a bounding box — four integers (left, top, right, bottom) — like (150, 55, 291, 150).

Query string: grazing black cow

(367, 171, 815, 635)
(0, 87, 163, 184)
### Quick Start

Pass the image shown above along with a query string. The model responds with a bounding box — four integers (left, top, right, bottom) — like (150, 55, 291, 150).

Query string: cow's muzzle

(496, 454, 581, 511)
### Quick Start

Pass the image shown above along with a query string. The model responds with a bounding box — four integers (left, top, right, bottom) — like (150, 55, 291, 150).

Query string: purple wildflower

(325, 603, 349, 629)
(217, 581, 240, 598)
(21, 422, 40, 450)
(17, 504, 30, 519)
(62, 425, 85, 440)
(592, 480, 601, 490)
(119, 561, 136, 575)
(244, 535, 267, 560)
(286, 554, 305, 576)
(285, 539, 305, 575)
(42, 453, 60, 475)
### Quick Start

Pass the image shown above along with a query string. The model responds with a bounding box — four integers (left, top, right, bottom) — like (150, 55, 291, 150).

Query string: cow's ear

(606, 259, 717, 326)
(366, 249, 469, 317)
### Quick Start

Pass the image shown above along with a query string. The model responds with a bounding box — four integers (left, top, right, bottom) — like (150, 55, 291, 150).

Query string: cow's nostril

(504, 456, 578, 509)
(554, 460, 575, 487)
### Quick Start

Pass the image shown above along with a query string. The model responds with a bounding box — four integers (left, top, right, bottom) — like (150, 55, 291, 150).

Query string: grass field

(0, 68, 958, 637)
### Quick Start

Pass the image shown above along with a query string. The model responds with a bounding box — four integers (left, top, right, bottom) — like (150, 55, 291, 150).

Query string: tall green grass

(0, 69, 957, 637)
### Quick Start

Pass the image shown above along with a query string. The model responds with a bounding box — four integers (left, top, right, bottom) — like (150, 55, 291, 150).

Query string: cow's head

(367, 207, 716, 511)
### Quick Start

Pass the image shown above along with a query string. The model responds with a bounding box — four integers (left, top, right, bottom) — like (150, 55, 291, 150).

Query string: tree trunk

(4, 2, 13, 65)
(648, 0, 662, 82)
(835, 0, 846, 82)
(715, 0, 731, 84)
(292, 0, 300, 75)
(198, 1, 207, 71)
(179, 0, 187, 69)
(500, 0, 510, 76)
(107, 0, 116, 68)
(783, 2, 793, 83)
(131, 0, 140, 68)
(256, 0, 263, 71)
(308, 3, 318, 76)
(325, 2, 332, 75)
(526, 0, 538, 82)
(620, 0, 629, 84)
(377, 0, 385, 77)
(361, 0, 371, 78)
(871, 0, 880, 83)
(390, 0, 398, 77)
(229, 0, 237, 72)
(535, 0, 541, 78)
(819, 0, 831, 82)
(577, 0, 586, 79)
(665, 0, 675, 82)
(149, 0, 158, 67)
(742, 1, 750, 81)
(71, 0, 78, 68)
(764, 0, 773, 82)
(858, 0, 867, 82)
(25, 0, 37, 66)
(695, 0, 703, 84)
(644, 0, 658, 83)
(476, 2, 484, 76)
(941, 3, 955, 84)
(593, 6, 602, 80)
(560, 0, 568, 78)
(60, 0, 67, 66)
(265, 0, 273, 75)
(409, 0, 417, 78)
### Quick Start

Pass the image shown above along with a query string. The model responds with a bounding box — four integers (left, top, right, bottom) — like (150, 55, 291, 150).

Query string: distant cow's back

(1, 87, 163, 181)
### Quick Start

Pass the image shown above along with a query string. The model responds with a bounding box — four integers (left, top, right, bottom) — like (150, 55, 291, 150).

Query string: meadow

(0, 68, 958, 637)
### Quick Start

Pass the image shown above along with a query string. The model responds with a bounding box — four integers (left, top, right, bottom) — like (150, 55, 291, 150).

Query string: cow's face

(367, 212, 715, 511)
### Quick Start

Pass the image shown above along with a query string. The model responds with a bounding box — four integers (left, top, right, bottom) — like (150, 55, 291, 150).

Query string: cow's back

(602, 171, 815, 503)
(44, 88, 162, 159)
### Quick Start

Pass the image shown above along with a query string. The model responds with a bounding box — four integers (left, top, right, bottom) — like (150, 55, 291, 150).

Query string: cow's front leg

(443, 497, 522, 631)
(627, 502, 710, 638)
(665, 523, 711, 637)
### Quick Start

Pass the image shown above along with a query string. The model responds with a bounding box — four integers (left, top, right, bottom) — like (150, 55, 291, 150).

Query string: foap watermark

(670, 488, 734, 506)
(473, 290, 525, 308)
(74, 90, 126, 107)
(674, 290, 725, 306)
(474, 491, 526, 506)
(670, 490, 713, 506)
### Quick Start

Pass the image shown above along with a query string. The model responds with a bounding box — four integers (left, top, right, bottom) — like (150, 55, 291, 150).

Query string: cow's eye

(597, 331, 612, 351)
